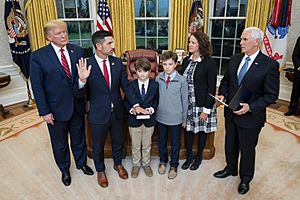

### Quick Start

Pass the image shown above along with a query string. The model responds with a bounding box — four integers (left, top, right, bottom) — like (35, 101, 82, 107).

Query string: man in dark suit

(77, 30, 138, 188)
(213, 27, 279, 195)
(30, 20, 93, 186)
(284, 36, 300, 116)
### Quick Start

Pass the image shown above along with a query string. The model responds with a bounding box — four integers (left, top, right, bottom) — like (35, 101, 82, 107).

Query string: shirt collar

(164, 70, 176, 80)
(94, 54, 109, 64)
(244, 50, 260, 62)
(138, 78, 149, 88)
(189, 55, 202, 62)
(51, 43, 66, 54)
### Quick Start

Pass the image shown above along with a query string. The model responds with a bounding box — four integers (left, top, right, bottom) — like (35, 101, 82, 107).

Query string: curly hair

(190, 31, 213, 58)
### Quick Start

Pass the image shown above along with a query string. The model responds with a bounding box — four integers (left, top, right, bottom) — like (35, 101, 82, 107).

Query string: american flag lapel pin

(71, 50, 74, 53)
(112, 62, 115, 66)
(255, 62, 258, 65)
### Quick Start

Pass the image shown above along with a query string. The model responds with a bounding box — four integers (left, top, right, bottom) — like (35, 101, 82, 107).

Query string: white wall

(0, 0, 28, 106)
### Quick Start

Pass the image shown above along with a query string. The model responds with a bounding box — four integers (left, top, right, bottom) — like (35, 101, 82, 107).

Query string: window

(134, 0, 170, 52)
(208, 0, 248, 76)
(56, 0, 95, 53)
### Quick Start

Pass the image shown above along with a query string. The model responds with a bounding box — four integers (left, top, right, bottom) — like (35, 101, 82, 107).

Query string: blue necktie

(141, 84, 145, 100)
(238, 57, 250, 85)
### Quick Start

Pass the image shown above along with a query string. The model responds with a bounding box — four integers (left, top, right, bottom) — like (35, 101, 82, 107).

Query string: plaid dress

(183, 61, 217, 134)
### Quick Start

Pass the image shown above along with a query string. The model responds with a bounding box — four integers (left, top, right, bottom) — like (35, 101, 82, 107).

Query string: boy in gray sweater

(155, 51, 188, 179)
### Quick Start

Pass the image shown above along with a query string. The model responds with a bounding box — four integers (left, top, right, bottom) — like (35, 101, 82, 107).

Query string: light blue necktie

(237, 57, 251, 85)
(141, 84, 145, 100)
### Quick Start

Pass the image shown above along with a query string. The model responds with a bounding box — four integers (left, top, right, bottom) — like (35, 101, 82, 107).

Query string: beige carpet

(0, 109, 43, 142)
(0, 108, 299, 200)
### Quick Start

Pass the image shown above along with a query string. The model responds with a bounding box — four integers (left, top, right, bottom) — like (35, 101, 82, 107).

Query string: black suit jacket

(292, 37, 300, 78)
(219, 52, 279, 128)
(182, 57, 218, 109)
(124, 79, 159, 127)
(30, 43, 85, 121)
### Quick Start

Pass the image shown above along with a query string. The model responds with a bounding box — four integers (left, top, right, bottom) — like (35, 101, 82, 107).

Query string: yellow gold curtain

(108, 0, 136, 57)
(245, 0, 274, 32)
(25, 0, 57, 51)
(170, 0, 208, 51)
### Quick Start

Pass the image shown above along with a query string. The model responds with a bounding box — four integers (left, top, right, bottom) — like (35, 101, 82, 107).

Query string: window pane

(239, 0, 248, 17)
(56, 0, 64, 18)
(64, 0, 77, 18)
(211, 20, 223, 37)
(135, 20, 145, 37)
(67, 21, 80, 40)
(78, 0, 89, 18)
(224, 20, 236, 38)
(213, 57, 221, 75)
(135, 0, 145, 17)
(222, 40, 234, 57)
(158, 38, 168, 50)
(226, 0, 238, 16)
(81, 39, 93, 48)
(136, 38, 146, 48)
(80, 21, 92, 40)
(158, 0, 168, 17)
(146, 0, 156, 17)
(221, 58, 229, 75)
(212, 39, 221, 56)
(235, 39, 241, 54)
(213, 0, 225, 17)
(236, 19, 245, 37)
(158, 20, 168, 36)
(146, 20, 156, 36)
(69, 40, 81, 46)
(146, 38, 156, 50)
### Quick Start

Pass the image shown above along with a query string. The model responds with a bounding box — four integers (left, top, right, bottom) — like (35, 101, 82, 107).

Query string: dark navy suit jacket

(30, 43, 85, 121)
(124, 79, 159, 127)
(219, 52, 279, 128)
(85, 55, 136, 125)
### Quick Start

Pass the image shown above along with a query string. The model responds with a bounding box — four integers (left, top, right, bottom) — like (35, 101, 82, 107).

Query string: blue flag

(4, 0, 31, 79)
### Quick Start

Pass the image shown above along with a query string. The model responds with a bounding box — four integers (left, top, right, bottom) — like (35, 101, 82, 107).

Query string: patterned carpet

(0, 108, 299, 199)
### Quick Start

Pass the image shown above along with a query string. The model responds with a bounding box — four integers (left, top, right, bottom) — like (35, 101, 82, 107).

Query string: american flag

(8, 27, 18, 38)
(97, 0, 113, 34)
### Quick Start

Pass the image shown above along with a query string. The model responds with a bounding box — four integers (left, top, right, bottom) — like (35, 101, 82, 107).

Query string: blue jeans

(157, 122, 181, 168)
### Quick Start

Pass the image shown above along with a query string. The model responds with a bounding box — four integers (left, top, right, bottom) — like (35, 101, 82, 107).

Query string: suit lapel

(90, 56, 109, 90)
(109, 56, 117, 91)
(233, 54, 244, 87)
(47, 44, 71, 82)
(66, 44, 77, 83)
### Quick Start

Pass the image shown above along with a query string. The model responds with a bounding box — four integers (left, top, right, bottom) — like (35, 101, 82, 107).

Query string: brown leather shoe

(113, 164, 128, 179)
(97, 172, 108, 188)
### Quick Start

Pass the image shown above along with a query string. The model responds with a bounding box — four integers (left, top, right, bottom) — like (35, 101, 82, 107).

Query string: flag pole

(24, 79, 35, 108)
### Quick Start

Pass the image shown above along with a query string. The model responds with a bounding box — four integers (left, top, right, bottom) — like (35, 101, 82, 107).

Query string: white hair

(244, 27, 264, 44)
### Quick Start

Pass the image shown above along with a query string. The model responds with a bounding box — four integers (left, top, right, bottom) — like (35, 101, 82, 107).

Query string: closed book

(228, 84, 252, 111)
(136, 115, 150, 119)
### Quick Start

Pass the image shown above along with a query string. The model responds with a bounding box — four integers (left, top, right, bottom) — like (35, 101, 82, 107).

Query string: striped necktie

(60, 48, 71, 79)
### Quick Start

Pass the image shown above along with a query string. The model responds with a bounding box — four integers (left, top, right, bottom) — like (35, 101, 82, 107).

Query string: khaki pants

(129, 125, 154, 166)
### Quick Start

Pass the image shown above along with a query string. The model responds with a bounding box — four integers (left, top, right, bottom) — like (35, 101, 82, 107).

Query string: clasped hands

(214, 95, 250, 115)
(132, 106, 152, 115)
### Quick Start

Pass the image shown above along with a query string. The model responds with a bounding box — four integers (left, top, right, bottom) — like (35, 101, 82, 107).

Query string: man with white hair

(213, 27, 279, 195)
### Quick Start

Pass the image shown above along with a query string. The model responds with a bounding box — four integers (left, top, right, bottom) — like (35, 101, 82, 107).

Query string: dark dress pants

(90, 112, 124, 172)
(225, 118, 261, 183)
(157, 122, 181, 168)
(47, 109, 87, 173)
(289, 76, 300, 110)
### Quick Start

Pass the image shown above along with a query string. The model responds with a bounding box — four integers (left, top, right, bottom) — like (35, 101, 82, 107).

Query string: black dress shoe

(284, 109, 297, 116)
(190, 158, 202, 170)
(62, 172, 71, 186)
(238, 182, 249, 195)
(181, 158, 194, 170)
(79, 165, 94, 175)
(213, 168, 237, 178)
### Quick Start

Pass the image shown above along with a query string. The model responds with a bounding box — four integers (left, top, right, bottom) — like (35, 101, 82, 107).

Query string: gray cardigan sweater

(155, 71, 188, 125)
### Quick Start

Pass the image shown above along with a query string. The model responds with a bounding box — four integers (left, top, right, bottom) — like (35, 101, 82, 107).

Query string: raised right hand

(76, 58, 92, 83)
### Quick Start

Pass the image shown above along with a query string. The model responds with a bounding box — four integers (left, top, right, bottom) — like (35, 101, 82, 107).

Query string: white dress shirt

(237, 50, 260, 76)
(51, 43, 72, 74)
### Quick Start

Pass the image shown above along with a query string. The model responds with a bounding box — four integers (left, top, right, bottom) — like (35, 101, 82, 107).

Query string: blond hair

(44, 19, 67, 40)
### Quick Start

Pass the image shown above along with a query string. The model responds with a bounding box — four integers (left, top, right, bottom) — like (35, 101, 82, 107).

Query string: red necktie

(102, 60, 110, 88)
(166, 75, 171, 85)
(60, 48, 71, 79)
